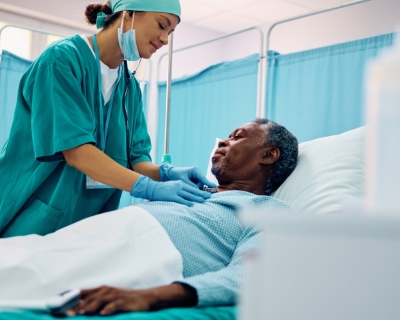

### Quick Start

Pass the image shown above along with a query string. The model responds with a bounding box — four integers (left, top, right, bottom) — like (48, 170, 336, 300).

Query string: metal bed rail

(0, 24, 67, 57)
(158, 26, 265, 155)
(261, 0, 371, 118)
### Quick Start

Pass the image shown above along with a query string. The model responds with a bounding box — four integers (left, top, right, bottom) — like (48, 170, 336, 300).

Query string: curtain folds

(0, 51, 32, 149)
(266, 33, 394, 143)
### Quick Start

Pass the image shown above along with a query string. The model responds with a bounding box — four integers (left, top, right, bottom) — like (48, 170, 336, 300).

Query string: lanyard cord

(92, 35, 121, 152)
(123, 60, 133, 170)
(123, 59, 142, 170)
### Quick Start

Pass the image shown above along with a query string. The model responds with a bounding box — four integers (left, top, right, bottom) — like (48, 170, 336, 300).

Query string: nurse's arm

(63, 144, 140, 192)
(133, 162, 161, 181)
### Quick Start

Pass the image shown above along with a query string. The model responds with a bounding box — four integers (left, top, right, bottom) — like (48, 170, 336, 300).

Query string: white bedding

(0, 206, 183, 301)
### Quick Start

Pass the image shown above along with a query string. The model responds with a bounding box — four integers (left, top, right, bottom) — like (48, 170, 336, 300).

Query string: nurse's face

(129, 12, 178, 59)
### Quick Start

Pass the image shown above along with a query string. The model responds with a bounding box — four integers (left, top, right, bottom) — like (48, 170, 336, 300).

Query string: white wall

(208, 0, 400, 63)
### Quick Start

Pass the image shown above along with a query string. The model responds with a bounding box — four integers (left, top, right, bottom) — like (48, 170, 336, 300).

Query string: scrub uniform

(0, 35, 152, 237)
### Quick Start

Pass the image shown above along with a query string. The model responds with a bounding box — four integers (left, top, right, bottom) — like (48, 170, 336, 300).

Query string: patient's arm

(69, 283, 197, 315)
(178, 227, 260, 307)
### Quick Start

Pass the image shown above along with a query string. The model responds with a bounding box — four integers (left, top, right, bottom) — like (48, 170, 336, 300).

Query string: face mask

(118, 11, 141, 61)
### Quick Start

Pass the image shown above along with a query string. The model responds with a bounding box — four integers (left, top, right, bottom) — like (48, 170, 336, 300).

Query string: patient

(0, 118, 298, 315)
(68, 118, 298, 315)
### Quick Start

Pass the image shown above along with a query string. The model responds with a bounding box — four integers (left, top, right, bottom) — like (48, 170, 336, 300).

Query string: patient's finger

(100, 301, 120, 315)
(78, 289, 112, 312)
(78, 292, 103, 309)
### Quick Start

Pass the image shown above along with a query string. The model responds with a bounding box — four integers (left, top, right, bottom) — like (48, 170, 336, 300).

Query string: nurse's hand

(159, 164, 217, 189)
(130, 175, 211, 206)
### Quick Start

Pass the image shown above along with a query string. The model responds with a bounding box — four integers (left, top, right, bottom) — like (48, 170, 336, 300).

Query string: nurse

(0, 0, 216, 238)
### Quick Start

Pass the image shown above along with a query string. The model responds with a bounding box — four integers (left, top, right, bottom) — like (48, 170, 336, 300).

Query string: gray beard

(211, 159, 231, 180)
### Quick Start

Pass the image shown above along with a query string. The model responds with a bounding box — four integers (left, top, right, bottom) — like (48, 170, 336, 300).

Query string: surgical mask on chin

(118, 11, 141, 61)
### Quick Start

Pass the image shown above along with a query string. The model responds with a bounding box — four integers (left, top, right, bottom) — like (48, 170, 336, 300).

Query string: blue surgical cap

(96, 0, 181, 29)
(110, 0, 181, 21)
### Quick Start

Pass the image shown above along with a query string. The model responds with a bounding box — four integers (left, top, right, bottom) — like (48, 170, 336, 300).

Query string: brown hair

(84, 2, 127, 28)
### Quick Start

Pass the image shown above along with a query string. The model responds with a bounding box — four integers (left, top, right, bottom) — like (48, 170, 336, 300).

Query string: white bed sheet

(0, 206, 183, 301)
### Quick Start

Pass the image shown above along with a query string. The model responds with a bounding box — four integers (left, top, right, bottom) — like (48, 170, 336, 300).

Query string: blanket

(0, 206, 183, 302)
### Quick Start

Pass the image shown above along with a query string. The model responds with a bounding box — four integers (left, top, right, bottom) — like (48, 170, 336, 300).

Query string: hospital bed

(0, 0, 393, 318)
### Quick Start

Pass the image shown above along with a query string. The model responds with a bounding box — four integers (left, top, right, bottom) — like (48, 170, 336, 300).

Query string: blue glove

(159, 164, 217, 189)
(130, 175, 212, 206)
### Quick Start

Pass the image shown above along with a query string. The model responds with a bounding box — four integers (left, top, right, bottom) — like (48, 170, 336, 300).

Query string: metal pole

(0, 24, 67, 58)
(0, 24, 66, 46)
(256, 29, 265, 118)
(261, 0, 371, 118)
(157, 26, 264, 123)
(162, 32, 174, 163)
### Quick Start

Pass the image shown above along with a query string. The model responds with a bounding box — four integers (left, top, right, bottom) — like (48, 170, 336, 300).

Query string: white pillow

(205, 138, 221, 186)
(206, 127, 365, 214)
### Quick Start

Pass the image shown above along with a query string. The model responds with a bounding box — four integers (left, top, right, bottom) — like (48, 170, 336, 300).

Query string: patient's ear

(260, 147, 280, 165)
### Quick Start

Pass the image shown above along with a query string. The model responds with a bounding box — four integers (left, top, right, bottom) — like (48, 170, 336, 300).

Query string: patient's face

(211, 123, 267, 183)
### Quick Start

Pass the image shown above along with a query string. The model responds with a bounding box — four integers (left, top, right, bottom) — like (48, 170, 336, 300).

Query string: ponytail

(84, 2, 121, 28)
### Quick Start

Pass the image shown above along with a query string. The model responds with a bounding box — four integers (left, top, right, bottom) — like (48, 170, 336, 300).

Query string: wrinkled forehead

(234, 122, 266, 137)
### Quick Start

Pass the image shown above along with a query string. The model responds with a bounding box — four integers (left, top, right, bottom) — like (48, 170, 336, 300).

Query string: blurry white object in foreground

(364, 33, 400, 213)
(0, 206, 183, 302)
(239, 210, 400, 320)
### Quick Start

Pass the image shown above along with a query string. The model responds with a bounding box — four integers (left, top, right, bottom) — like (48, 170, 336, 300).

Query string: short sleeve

(129, 80, 152, 165)
(28, 62, 96, 162)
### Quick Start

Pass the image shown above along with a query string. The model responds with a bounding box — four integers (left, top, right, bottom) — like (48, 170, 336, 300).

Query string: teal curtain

(265, 33, 394, 143)
(157, 54, 259, 173)
(0, 50, 31, 149)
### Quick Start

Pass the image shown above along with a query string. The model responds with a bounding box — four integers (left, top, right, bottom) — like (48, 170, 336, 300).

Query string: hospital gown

(136, 190, 290, 307)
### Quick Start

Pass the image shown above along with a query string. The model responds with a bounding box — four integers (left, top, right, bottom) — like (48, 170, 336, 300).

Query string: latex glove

(130, 175, 211, 206)
(159, 163, 217, 189)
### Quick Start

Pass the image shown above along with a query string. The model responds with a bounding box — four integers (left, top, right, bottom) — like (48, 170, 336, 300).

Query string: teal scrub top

(0, 35, 152, 237)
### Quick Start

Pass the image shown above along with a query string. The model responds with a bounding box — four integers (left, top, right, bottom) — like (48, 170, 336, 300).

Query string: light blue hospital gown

(135, 190, 290, 307)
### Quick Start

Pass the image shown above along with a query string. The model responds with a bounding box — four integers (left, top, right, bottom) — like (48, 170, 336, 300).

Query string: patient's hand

(68, 284, 197, 316)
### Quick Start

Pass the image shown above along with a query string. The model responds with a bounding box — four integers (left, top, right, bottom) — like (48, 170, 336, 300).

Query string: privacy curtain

(0, 50, 31, 149)
(265, 33, 394, 143)
(157, 54, 260, 173)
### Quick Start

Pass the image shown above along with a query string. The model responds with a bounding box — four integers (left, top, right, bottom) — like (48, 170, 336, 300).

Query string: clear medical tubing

(262, 0, 371, 118)
(162, 32, 174, 164)
(364, 34, 400, 214)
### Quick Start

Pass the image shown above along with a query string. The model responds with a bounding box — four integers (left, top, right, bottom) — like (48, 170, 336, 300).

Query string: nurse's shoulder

(35, 35, 92, 72)
(21, 35, 94, 97)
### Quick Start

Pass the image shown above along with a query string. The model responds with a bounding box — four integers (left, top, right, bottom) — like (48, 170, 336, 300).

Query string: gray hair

(253, 118, 298, 195)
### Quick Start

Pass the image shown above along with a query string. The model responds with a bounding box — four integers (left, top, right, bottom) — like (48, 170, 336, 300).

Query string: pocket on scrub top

(1, 196, 64, 237)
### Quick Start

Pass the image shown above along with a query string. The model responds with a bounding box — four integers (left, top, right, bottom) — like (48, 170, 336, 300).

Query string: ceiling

(178, 0, 362, 33)
(0, 0, 370, 34)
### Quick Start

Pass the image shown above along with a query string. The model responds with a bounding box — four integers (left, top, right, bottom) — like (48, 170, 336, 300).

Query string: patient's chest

(136, 200, 243, 278)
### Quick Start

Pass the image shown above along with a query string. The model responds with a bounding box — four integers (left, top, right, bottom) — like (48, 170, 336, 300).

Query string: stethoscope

(122, 58, 141, 170)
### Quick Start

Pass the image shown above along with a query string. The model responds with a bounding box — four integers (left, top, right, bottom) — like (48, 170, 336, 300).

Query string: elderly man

(0, 118, 298, 315)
